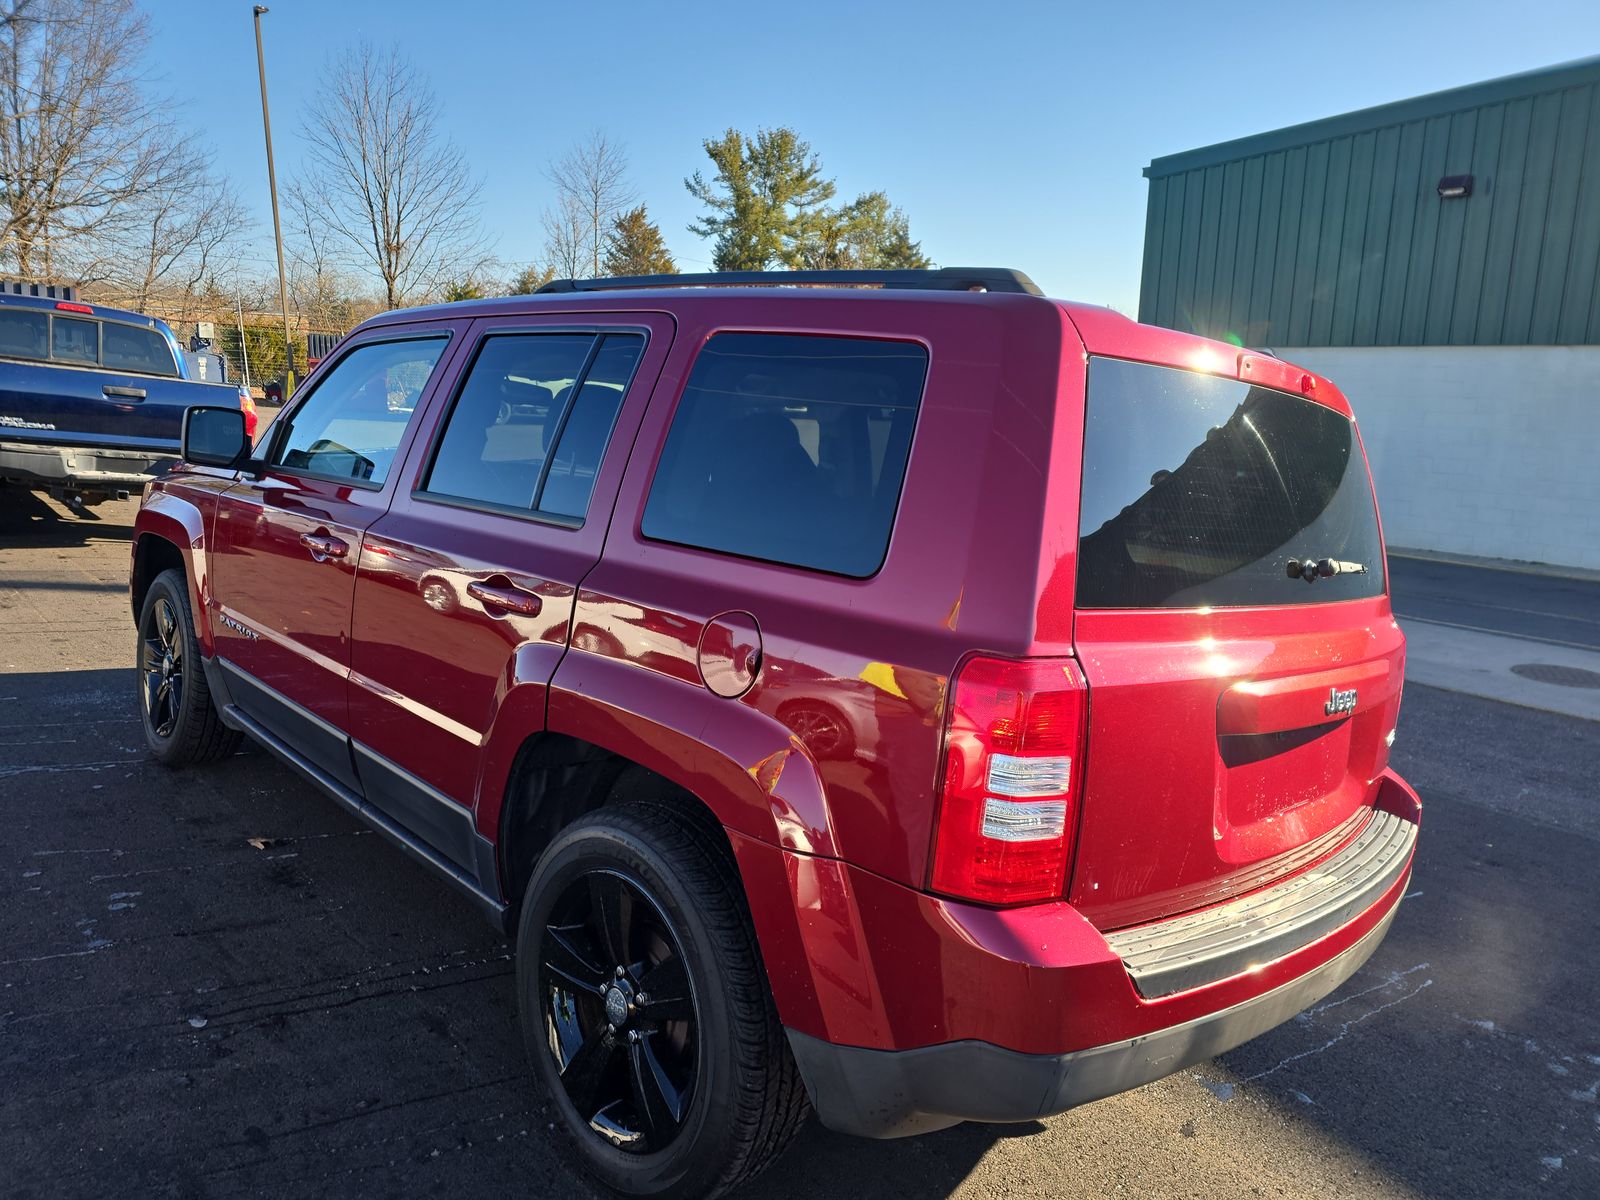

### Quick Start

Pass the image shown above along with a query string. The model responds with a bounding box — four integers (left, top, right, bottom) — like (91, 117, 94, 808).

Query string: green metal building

(1138, 56, 1600, 348)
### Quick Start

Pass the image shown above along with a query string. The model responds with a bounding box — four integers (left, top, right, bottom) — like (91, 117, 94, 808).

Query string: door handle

(467, 579, 542, 617)
(298, 532, 349, 561)
(103, 385, 147, 400)
(1218, 660, 1392, 735)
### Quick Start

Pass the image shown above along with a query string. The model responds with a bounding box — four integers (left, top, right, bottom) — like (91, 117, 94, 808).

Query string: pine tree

(789, 191, 931, 270)
(509, 262, 557, 293)
(603, 205, 677, 276)
(685, 128, 836, 270)
(685, 128, 930, 272)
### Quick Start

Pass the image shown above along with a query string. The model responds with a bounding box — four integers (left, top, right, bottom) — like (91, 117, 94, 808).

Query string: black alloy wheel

(141, 594, 184, 738)
(136, 568, 240, 766)
(516, 802, 810, 1199)
(540, 870, 698, 1152)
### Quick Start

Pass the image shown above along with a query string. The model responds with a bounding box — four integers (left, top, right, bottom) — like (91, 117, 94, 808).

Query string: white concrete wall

(1273, 346, 1600, 572)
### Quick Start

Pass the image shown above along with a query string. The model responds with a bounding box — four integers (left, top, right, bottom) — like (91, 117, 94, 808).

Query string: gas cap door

(698, 611, 762, 698)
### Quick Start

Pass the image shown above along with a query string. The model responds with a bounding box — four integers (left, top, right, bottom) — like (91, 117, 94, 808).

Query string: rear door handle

(467, 579, 542, 617)
(1218, 660, 1393, 735)
(298, 532, 349, 561)
(103, 385, 147, 400)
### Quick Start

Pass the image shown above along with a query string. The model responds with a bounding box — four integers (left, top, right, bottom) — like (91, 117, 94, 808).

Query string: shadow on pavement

(0, 486, 137, 547)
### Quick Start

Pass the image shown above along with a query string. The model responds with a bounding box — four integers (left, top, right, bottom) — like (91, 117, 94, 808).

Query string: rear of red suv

(763, 297, 1417, 1139)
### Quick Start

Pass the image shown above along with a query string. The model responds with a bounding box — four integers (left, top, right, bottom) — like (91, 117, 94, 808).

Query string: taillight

(929, 655, 1087, 905)
(239, 392, 258, 440)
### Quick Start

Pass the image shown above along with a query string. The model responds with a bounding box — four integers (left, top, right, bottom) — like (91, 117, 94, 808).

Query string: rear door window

(1076, 357, 1385, 608)
(539, 335, 645, 519)
(641, 333, 928, 577)
(101, 322, 177, 376)
(421, 331, 644, 520)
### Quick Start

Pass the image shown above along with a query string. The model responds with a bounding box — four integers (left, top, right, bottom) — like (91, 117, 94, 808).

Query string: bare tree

(544, 130, 633, 278)
(115, 179, 249, 312)
(542, 192, 589, 279)
(0, 0, 236, 283)
(296, 42, 488, 309)
(286, 178, 364, 331)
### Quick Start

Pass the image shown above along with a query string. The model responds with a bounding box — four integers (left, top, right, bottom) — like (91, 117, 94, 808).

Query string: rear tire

(137, 569, 241, 766)
(516, 801, 809, 1199)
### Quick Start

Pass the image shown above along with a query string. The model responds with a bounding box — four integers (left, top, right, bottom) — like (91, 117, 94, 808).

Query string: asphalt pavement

(1388, 555, 1600, 651)
(2, 490, 1597, 1199)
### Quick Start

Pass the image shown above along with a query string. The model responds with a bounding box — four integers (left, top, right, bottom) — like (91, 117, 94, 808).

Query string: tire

(136, 569, 242, 766)
(516, 801, 809, 1199)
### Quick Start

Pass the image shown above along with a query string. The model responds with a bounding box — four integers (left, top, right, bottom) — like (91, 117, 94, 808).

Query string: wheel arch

(131, 491, 215, 653)
(490, 664, 844, 1037)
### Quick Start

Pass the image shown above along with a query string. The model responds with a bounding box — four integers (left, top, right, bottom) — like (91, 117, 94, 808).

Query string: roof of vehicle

(0, 290, 177, 333)
(349, 268, 1352, 416)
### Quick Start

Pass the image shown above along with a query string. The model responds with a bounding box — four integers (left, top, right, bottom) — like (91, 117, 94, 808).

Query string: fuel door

(698, 611, 761, 698)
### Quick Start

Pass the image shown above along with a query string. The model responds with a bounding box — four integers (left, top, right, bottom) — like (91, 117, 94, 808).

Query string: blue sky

(149, 0, 1600, 313)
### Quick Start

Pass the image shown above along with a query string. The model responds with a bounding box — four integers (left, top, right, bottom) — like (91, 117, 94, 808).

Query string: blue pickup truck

(0, 292, 257, 510)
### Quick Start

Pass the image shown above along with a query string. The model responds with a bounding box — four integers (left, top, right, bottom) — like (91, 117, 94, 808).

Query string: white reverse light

(986, 753, 1072, 797)
(981, 798, 1069, 843)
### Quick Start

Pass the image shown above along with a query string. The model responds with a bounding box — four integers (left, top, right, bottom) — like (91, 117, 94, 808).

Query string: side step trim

(1105, 807, 1417, 998)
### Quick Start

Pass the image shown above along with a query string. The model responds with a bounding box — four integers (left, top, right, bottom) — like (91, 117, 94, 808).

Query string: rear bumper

(766, 769, 1419, 1138)
(789, 901, 1398, 1138)
(0, 439, 176, 496)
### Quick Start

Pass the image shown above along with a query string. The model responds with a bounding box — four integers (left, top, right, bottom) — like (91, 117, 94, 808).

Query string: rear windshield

(0, 307, 178, 377)
(1077, 357, 1384, 609)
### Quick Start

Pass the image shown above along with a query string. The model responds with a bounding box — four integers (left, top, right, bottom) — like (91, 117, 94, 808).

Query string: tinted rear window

(1077, 357, 1384, 608)
(0, 309, 49, 360)
(52, 316, 98, 364)
(641, 333, 927, 578)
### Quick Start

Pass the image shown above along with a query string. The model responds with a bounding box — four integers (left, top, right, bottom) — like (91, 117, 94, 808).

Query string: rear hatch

(1068, 356, 1403, 930)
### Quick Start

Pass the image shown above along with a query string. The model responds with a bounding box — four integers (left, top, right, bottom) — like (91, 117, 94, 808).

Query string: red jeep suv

(130, 268, 1418, 1199)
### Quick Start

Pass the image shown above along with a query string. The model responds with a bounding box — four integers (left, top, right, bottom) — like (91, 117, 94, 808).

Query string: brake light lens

(238, 391, 259, 440)
(930, 656, 1087, 905)
(56, 301, 93, 314)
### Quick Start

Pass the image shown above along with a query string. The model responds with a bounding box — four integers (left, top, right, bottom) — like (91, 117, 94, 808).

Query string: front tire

(516, 801, 809, 1199)
(137, 569, 241, 766)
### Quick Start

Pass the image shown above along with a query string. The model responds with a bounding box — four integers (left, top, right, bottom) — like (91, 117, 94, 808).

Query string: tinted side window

(641, 333, 928, 577)
(1077, 357, 1385, 608)
(52, 316, 99, 365)
(424, 334, 596, 512)
(539, 334, 644, 518)
(0, 309, 49, 361)
(274, 337, 446, 485)
(101, 323, 177, 377)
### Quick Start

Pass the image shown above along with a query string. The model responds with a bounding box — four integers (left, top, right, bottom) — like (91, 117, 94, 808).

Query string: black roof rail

(536, 267, 1043, 297)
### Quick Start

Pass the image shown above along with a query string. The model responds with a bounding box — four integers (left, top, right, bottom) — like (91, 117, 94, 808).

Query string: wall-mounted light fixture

(1437, 174, 1474, 198)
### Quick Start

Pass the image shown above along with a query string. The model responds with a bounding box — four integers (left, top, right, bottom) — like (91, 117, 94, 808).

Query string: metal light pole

(253, 5, 294, 398)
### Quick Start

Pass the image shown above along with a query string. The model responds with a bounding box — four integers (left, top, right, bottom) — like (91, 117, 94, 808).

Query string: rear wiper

(1286, 557, 1367, 583)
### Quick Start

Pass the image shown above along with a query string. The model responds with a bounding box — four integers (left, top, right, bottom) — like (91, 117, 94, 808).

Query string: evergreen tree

(685, 128, 835, 270)
(509, 262, 557, 293)
(789, 191, 931, 270)
(686, 128, 930, 272)
(603, 205, 677, 276)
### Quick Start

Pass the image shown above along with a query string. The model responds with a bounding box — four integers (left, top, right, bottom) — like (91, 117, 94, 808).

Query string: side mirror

(182, 405, 249, 468)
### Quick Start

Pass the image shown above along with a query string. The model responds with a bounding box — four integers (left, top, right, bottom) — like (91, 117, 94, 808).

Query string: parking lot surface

(3, 490, 1597, 1198)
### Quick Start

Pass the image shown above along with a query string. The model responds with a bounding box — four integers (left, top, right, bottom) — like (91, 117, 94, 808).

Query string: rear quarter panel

(553, 292, 1087, 888)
